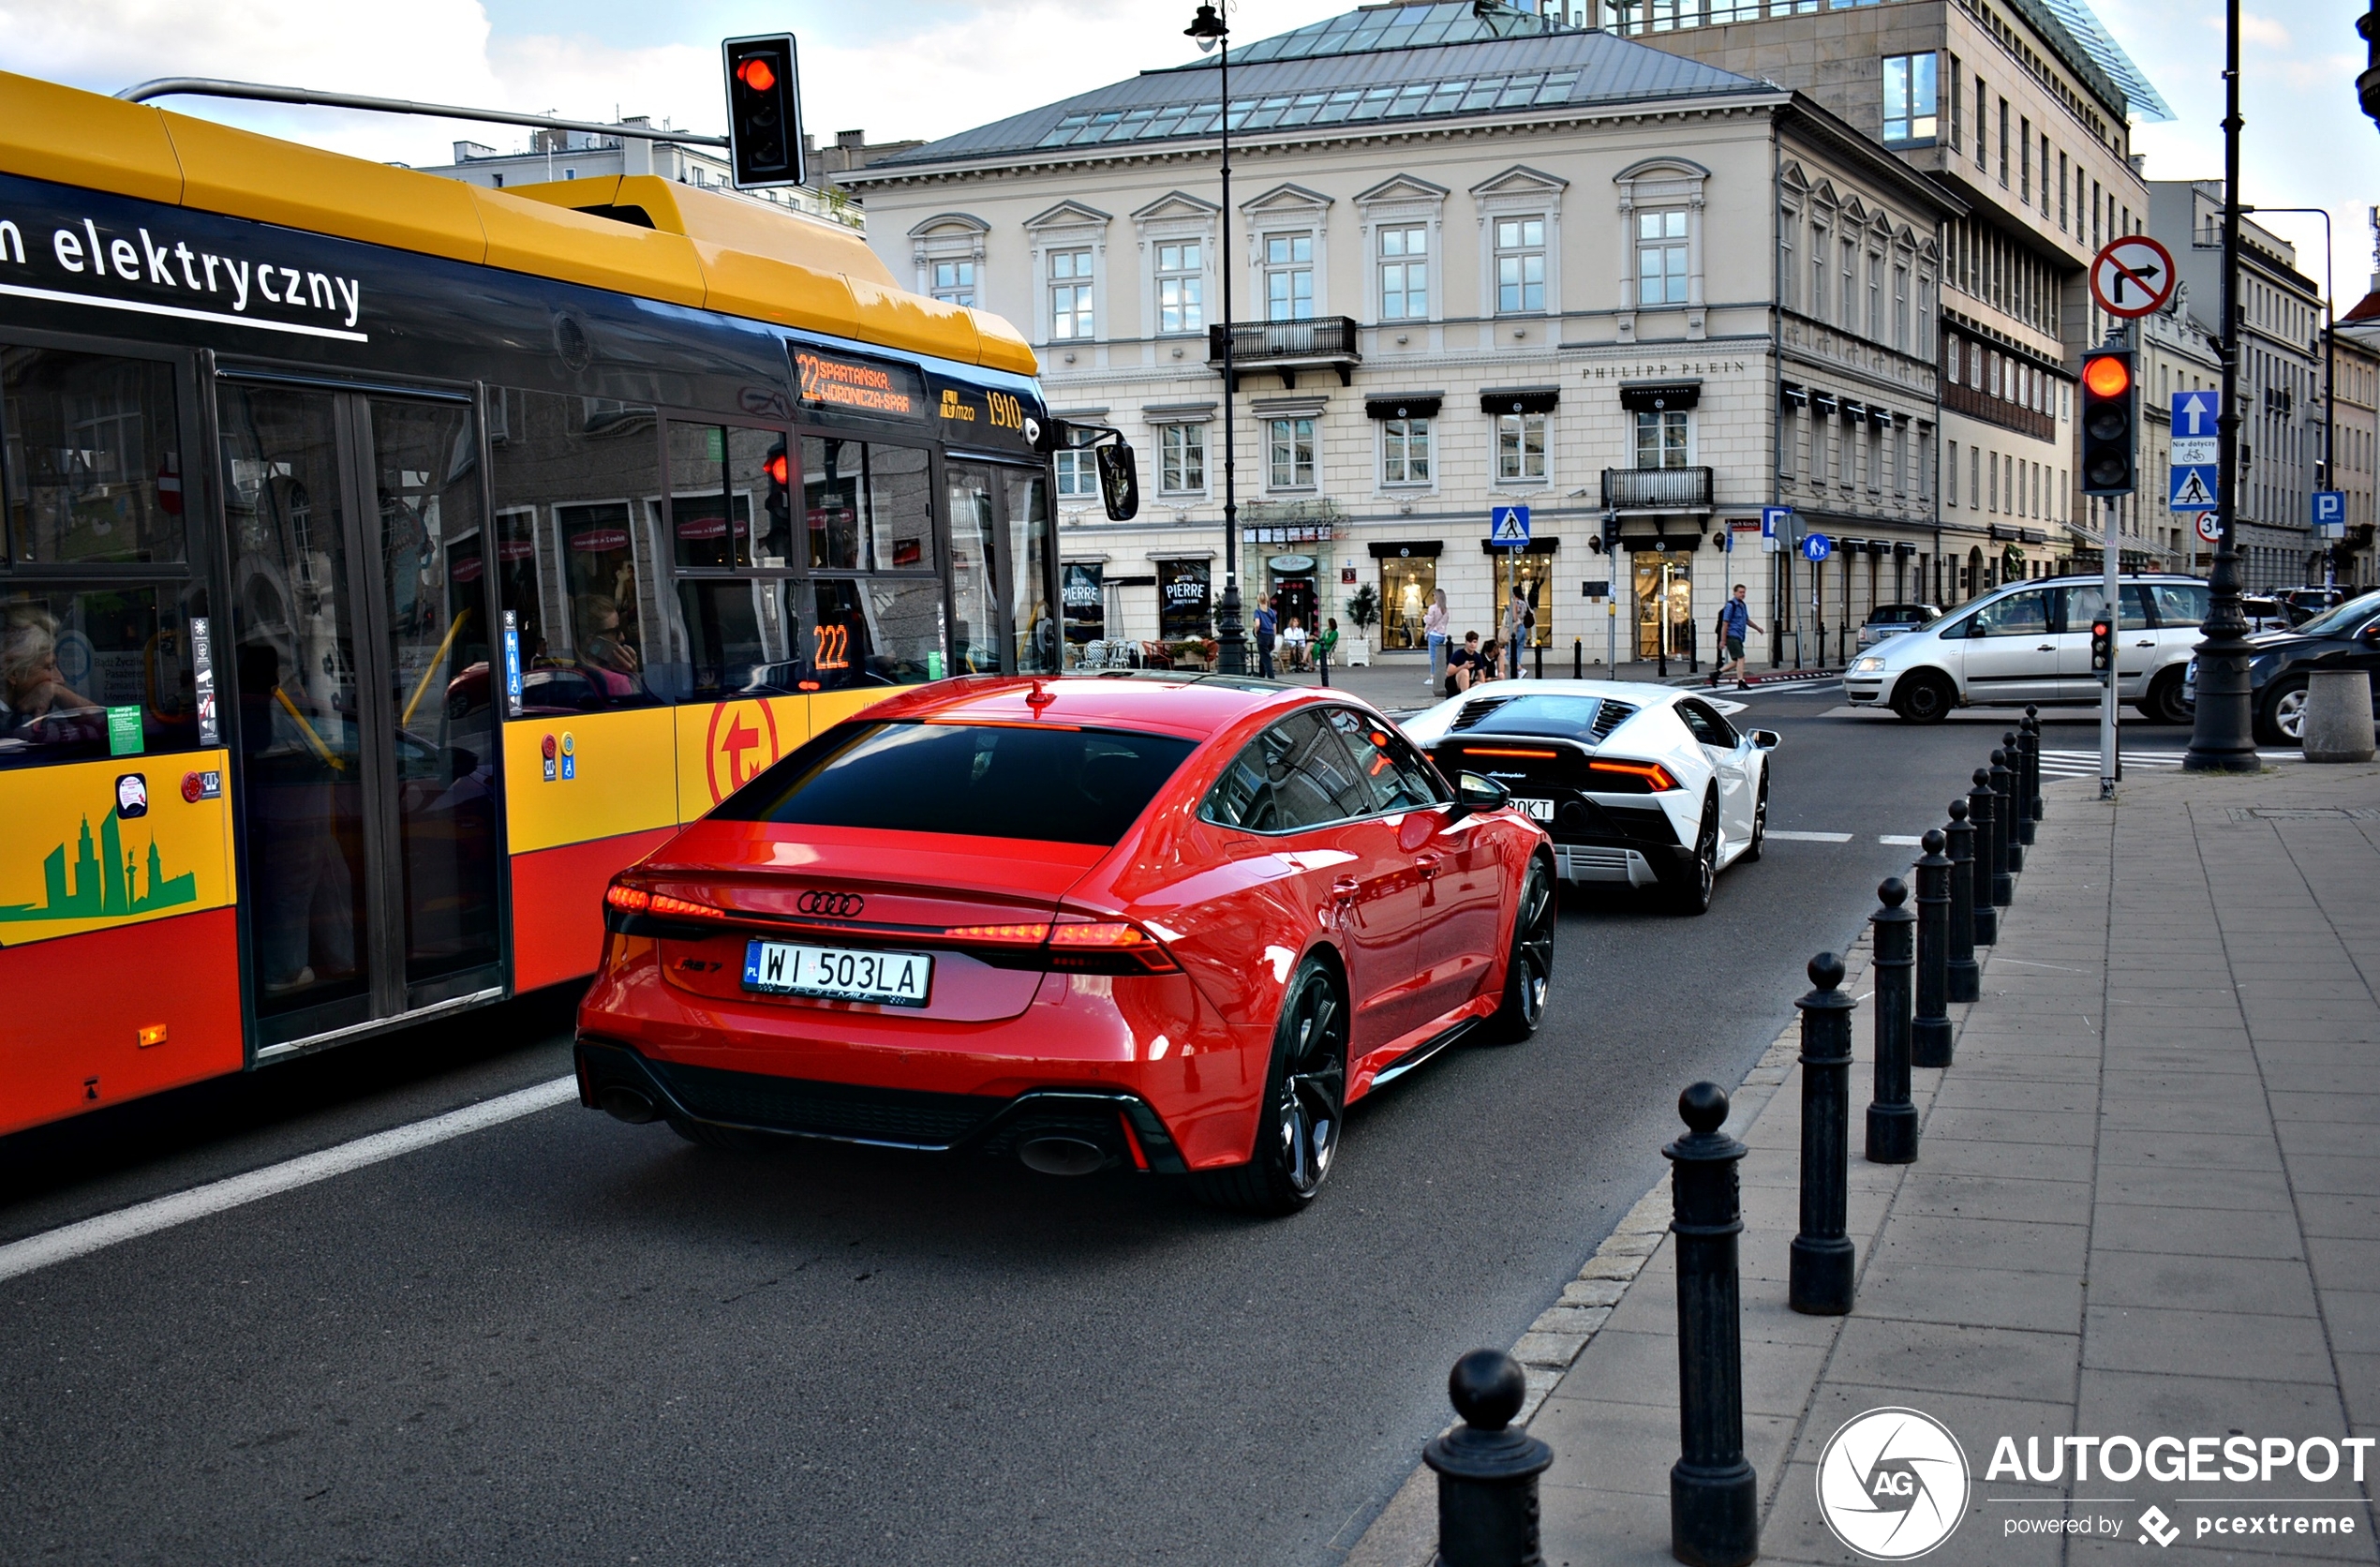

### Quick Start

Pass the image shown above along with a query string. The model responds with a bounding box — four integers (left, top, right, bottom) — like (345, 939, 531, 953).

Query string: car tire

(1659, 792, 1719, 917)
(1191, 957, 1347, 1217)
(1743, 771, 1769, 863)
(2138, 668, 2192, 725)
(2255, 675, 2311, 747)
(1892, 670, 1956, 724)
(1488, 856, 1556, 1043)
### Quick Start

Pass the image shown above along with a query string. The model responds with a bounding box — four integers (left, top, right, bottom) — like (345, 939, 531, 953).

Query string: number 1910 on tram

(0, 69, 1101, 1138)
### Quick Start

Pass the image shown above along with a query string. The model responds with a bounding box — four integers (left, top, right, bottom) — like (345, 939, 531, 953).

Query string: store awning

(1364, 393, 1443, 421)
(1480, 386, 1560, 415)
(1367, 540, 1445, 559)
(1619, 381, 1700, 412)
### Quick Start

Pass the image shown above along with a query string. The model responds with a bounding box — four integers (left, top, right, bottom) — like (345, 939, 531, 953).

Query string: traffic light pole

(2100, 490, 2122, 798)
(2185, 0, 2260, 772)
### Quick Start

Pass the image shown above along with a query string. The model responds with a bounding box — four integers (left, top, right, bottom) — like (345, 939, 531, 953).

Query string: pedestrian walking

(1424, 588, 1450, 694)
(1253, 597, 1278, 679)
(1712, 584, 1762, 691)
(1316, 617, 1339, 687)
(1504, 586, 1533, 682)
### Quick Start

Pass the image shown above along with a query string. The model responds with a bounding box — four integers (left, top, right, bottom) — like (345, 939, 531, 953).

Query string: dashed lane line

(0, 1075, 579, 1286)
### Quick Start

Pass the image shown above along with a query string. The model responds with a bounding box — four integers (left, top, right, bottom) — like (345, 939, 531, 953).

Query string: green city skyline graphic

(0, 809, 198, 924)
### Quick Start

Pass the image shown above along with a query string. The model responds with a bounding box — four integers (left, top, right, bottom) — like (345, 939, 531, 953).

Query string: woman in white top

(1423, 589, 1450, 694)
(1280, 618, 1309, 673)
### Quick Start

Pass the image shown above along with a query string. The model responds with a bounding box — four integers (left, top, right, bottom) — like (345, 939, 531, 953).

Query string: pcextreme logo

(1816, 1408, 1971, 1560)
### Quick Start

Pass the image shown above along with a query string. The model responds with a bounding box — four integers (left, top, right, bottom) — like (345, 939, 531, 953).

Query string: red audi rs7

(575, 674, 1555, 1213)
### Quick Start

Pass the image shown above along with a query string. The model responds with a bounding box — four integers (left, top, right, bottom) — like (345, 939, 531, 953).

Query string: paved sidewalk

(1353, 756, 2380, 1567)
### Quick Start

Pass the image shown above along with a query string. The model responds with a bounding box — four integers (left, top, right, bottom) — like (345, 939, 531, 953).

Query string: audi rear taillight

(606, 881, 726, 920)
(944, 921, 1052, 945)
(1049, 919, 1180, 974)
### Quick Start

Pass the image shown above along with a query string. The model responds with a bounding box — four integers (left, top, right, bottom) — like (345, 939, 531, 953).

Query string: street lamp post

(2186, 0, 2260, 771)
(1186, 3, 1246, 676)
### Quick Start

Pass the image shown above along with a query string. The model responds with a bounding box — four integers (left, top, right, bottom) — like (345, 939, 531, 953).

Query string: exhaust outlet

(597, 1085, 661, 1125)
(1018, 1135, 1109, 1177)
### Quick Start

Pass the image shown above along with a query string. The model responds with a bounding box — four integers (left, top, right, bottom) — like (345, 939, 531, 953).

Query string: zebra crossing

(2035, 747, 2297, 781)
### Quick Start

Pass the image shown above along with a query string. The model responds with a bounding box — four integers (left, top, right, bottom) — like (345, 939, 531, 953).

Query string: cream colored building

(840, 2, 1958, 670)
(2329, 319, 2378, 590)
(1610, 0, 2167, 597)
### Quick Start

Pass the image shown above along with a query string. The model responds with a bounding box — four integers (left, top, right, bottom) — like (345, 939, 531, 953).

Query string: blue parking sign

(2313, 490, 2346, 538)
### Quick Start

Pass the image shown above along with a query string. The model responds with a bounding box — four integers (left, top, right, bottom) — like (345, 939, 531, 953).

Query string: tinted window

(1203, 711, 1377, 832)
(2294, 589, 2380, 638)
(1, 583, 207, 769)
(1325, 706, 1442, 811)
(3, 348, 185, 566)
(1675, 698, 1738, 747)
(716, 721, 1194, 846)
(1970, 589, 2050, 637)
(1450, 693, 1608, 742)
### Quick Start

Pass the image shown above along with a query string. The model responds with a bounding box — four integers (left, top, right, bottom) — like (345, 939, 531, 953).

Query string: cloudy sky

(2, 0, 2370, 305)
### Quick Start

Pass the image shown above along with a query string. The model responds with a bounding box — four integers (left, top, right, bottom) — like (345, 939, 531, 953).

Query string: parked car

(1846, 574, 2209, 724)
(2182, 589, 2380, 744)
(576, 674, 1556, 1214)
(1856, 603, 1942, 651)
(2279, 586, 2349, 625)
(2239, 595, 2294, 634)
(1399, 680, 1777, 915)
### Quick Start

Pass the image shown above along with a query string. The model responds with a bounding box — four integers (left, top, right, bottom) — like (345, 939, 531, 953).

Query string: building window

(1946, 440, 1959, 507)
(1839, 239, 1856, 327)
(1495, 217, 1546, 313)
(1159, 423, 1206, 494)
(1974, 77, 1987, 171)
(1882, 53, 1938, 143)
(1893, 265, 1909, 352)
(1809, 223, 1829, 321)
(1916, 276, 1933, 355)
(2040, 134, 2052, 217)
(1381, 417, 1432, 485)
(1778, 208, 1797, 312)
(1634, 410, 1688, 470)
(2019, 116, 2032, 202)
(1496, 413, 1547, 482)
(1269, 417, 1316, 488)
(1049, 248, 1093, 340)
(1867, 252, 1882, 338)
(1055, 447, 1095, 498)
(1378, 225, 1428, 320)
(1155, 241, 1203, 334)
(1265, 233, 1314, 321)
(1969, 445, 1980, 508)
(932, 260, 977, 307)
(1947, 52, 1963, 148)
(1636, 209, 1688, 306)
(1998, 97, 2010, 187)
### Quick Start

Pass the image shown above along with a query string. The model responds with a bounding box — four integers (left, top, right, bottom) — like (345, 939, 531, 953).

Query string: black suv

(2185, 589, 2380, 743)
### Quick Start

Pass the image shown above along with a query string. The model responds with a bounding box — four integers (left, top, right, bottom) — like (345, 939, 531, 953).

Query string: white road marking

(1879, 835, 1925, 845)
(1766, 830, 1854, 843)
(0, 1075, 578, 1286)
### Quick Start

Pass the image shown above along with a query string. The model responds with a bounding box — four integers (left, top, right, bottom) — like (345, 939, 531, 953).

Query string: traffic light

(2079, 349, 2136, 496)
(2089, 616, 2114, 675)
(722, 34, 803, 189)
(1588, 514, 1619, 555)
(761, 440, 791, 562)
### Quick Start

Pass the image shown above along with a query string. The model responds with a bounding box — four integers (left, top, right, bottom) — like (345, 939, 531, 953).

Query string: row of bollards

(1426, 710, 2051, 1567)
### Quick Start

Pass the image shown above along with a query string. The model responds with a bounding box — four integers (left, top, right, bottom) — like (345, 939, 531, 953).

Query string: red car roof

(852, 674, 1331, 739)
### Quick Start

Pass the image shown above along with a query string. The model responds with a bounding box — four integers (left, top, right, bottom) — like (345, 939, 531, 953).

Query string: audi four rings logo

(796, 890, 865, 918)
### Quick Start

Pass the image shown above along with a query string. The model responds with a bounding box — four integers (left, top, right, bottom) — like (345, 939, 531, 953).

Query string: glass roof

(1036, 68, 1587, 149)
(1224, 2, 1573, 66)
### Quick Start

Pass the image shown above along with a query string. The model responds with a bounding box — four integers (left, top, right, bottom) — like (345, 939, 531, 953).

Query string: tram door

(218, 381, 500, 1046)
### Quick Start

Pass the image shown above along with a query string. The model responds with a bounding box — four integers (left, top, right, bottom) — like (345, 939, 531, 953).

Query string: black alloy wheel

(1894, 669, 1955, 724)
(1662, 793, 1719, 917)
(1193, 958, 1348, 1216)
(1744, 772, 1770, 862)
(1490, 856, 1556, 1042)
(2138, 669, 2193, 725)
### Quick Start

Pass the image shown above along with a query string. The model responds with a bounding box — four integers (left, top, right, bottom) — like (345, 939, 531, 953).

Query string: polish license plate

(1513, 797, 1555, 822)
(743, 939, 933, 1007)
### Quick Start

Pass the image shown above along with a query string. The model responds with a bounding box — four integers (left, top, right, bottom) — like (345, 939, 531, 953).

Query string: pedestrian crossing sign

(1489, 505, 1531, 545)
(2168, 468, 2213, 510)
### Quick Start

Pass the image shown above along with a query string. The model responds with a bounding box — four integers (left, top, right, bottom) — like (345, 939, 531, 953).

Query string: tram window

(1, 582, 205, 769)
(1, 348, 185, 566)
(1004, 468, 1058, 673)
(800, 437, 932, 573)
(675, 578, 800, 699)
(668, 421, 781, 570)
(486, 389, 662, 710)
(807, 577, 946, 691)
(946, 465, 1000, 675)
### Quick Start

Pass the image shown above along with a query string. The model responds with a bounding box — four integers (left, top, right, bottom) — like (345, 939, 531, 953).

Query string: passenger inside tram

(0, 607, 102, 741)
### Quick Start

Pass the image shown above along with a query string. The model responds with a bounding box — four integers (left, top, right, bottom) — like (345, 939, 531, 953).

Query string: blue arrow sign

(1800, 531, 1832, 563)
(1489, 504, 1532, 545)
(2171, 390, 2217, 437)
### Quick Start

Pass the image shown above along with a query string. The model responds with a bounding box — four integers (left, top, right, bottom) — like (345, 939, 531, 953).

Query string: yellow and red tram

(0, 72, 1063, 1137)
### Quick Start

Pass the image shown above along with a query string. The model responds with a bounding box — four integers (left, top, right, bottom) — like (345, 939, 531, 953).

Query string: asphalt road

(0, 690, 2192, 1566)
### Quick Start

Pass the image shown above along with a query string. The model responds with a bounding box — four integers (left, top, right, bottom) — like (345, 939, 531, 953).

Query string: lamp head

(1186, 3, 1227, 43)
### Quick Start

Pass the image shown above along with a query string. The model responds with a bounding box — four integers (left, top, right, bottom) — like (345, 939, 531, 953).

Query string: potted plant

(1342, 583, 1380, 667)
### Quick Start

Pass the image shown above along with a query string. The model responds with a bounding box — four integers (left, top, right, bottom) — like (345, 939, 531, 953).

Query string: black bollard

(2014, 718, 2039, 847)
(1967, 772, 2000, 947)
(1999, 735, 2025, 873)
(1789, 954, 1855, 1316)
(1945, 801, 1982, 999)
(1912, 828, 1954, 1067)
(2024, 705, 2045, 822)
(1987, 751, 2016, 908)
(1668, 1082, 1757, 1567)
(1574, 636, 1584, 680)
(1426, 1349, 1554, 1567)
(1866, 878, 1919, 1164)
(1536, 639, 1545, 680)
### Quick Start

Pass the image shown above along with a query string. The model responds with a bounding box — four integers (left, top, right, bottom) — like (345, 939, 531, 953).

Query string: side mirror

(1751, 728, 1781, 750)
(1096, 441, 1139, 521)
(1443, 770, 1509, 825)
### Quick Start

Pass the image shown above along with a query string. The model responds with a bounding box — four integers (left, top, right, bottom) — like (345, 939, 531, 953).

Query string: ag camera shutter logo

(1816, 1408, 1970, 1559)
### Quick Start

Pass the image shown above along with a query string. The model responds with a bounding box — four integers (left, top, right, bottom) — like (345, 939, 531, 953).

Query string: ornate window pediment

(1023, 199, 1114, 234)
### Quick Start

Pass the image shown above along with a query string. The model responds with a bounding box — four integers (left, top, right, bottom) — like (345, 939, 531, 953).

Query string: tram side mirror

(1096, 441, 1139, 522)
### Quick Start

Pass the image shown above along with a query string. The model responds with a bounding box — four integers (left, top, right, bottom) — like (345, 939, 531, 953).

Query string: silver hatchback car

(1845, 575, 2209, 724)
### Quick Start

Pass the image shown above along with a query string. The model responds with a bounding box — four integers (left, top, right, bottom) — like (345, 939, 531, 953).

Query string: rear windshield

(712, 721, 1197, 846)
(1450, 694, 1610, 742)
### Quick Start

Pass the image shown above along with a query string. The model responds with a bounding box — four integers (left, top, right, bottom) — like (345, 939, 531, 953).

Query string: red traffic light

(735, 56, 777, 93)
(2082, 355, 2132, 398)
(765, 453, 789, 485)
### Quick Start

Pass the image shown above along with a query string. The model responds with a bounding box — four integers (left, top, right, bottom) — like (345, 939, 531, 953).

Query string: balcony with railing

(1601, 466, 1714, 511)
(1209, 317, 1361, 389)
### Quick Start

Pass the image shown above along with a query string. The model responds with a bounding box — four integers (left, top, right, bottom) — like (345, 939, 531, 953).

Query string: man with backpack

(1711, 583, 1762, 690)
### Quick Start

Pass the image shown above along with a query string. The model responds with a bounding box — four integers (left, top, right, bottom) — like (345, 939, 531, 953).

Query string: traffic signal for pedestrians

(2079, 350, 2136, 496)
(2089, 616, 2114, 674)
(722, 34, 803, 189)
